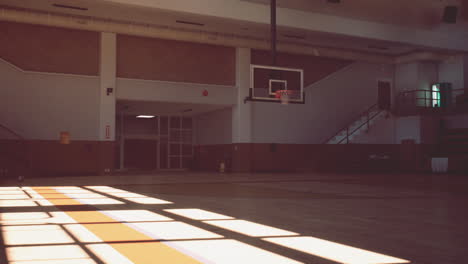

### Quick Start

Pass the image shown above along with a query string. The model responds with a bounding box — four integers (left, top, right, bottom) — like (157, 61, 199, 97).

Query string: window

(432, 84, 440, 107)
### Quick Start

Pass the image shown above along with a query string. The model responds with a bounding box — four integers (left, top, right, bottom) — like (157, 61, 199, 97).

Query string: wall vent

(283, 34, 306, 40)
(176, 20, 204, 26)
(52, 4, 88, 11)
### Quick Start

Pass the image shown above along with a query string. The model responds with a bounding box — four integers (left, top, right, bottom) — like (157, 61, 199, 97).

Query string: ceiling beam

(0, 7, 456, 64)
(102, 0, 468, 52)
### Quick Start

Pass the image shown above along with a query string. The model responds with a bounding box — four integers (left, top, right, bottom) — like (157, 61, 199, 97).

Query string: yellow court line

(32, 187, 202, 264)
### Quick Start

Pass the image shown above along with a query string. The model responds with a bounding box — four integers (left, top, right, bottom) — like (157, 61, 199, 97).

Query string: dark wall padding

(117, 34, 236, 85)
(0, 22, 99, 75)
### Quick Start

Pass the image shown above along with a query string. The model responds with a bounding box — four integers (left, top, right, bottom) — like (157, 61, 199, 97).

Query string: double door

(118, 115, 193, 170)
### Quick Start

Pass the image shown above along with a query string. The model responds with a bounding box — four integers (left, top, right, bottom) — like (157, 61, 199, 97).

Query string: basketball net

(275, 90, 291, 105)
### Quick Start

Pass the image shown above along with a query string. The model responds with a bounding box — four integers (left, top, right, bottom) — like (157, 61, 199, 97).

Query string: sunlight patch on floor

(264, 236, 411, 264)
(128, 221, 223, 240)
(168, 239, 303, 264)
(85, 186, 173, 204)
(164, 208, 234, 220)
(2, 224, 74, 245)
(6, 245, 95, 263)
(100, 210, 173, 222)
(0, 186, 411, 264)
(204, 219, 299, 237)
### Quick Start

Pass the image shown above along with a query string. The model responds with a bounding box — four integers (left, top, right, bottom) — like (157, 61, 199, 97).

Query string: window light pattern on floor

(0, 186, 410, 264)
(204, 219, 299, 237)
(264, 236, 410, 264)
(164, 208, 234, 220)
(85, 186, 173, 204)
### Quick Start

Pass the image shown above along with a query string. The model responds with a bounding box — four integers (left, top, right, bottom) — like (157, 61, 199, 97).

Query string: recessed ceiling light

(136, 115, 155, 119)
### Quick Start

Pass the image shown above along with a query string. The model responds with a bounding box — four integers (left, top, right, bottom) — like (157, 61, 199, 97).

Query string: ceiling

(117, 100, 230, 116)
(0, 0, 444, 56)
(243, 0, 468, 29)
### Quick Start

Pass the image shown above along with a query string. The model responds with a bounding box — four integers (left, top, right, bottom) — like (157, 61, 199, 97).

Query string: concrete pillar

(98, 32, 117, 174)
(231, 48, 253, 172)
(464, 55, 468, 92)
(232, 47, 252, 143)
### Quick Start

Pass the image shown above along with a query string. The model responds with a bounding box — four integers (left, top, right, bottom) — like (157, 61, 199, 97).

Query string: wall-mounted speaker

(442, 6, 458, 23)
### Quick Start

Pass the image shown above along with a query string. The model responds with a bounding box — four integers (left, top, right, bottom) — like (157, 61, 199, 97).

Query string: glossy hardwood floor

(1, 171, 467, 264)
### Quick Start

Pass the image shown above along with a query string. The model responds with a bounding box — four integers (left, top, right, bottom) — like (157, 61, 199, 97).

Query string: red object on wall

(203, 90, 209, 96)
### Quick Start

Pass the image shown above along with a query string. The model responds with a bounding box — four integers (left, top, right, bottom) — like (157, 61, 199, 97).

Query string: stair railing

(0, 123, 25, 140)
(324, 104, 385, 144)
(0, 123, 30, 179)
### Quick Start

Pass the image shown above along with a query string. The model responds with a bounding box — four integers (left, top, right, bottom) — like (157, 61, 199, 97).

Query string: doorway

(378, 80, 392, 110)
(117, 115, 193, 171)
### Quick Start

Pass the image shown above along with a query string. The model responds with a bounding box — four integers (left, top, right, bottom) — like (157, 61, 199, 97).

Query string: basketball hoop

(275, 90, 293, 105)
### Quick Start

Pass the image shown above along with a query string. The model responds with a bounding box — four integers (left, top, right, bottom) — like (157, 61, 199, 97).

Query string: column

(98, 32, 117, 174)
(231, 47, 253, 172)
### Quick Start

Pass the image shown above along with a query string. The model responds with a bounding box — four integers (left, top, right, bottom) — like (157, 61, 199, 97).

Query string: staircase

(0, 123, 30, 181)
(326, 104, 388, 144)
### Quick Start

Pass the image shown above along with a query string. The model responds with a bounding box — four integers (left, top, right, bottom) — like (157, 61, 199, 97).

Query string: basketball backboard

(245, 64, 304, 104)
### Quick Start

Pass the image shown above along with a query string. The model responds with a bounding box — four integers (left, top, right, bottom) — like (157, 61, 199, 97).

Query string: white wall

(418, 62, 438, 107)
(353, 114, 442, 144)
(465, 55, 468, 89)
(395, 63, 418, 94)
(352, 115, 396, 144)
(194, 108, 232, 145)
(0, 58, 100, 141)
(395, 62, 438, 107)
(116, 78, 236, 106)
(439, 55, 466, 103)
(439, 56, 464, 91)
(0, 127, 18, 140)
(418, 62, 438, 90)
(251, 62, 394, 144)
(395, 116, 421, 144)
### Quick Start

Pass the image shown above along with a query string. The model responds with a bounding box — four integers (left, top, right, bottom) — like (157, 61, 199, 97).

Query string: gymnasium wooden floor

(0, 172, 467, 264)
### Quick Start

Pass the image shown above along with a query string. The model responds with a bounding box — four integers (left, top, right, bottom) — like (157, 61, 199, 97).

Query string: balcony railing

(394, 88, 467, 116)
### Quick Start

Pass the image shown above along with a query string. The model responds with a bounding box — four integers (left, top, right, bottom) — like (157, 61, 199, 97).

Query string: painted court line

(30, 187, 202, 264)
(0, 187, 411, 264)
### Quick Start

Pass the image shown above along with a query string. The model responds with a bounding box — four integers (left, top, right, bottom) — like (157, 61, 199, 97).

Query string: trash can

(431, 157, 448, 173)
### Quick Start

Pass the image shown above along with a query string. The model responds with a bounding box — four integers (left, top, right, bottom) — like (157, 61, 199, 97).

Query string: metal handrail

(395, 88, 466, 115)
(397, 88, 465, 94)
(0, 123, 25, 140)
(396, 88, 465, 105)
(324, 103, 382, 144)
(336, 108, 383, 144)
(0, 123, 30, 179)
